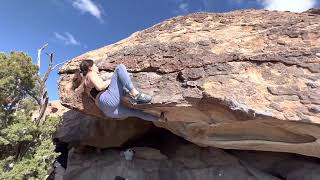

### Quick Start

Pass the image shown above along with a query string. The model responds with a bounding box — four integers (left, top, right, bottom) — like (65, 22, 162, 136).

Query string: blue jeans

(98, 64, 159, 122)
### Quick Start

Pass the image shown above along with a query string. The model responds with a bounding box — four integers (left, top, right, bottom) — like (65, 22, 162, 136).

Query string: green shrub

(0, 52, 60, 180)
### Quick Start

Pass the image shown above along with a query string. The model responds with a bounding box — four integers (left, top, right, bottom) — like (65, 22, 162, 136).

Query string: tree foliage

(0, 52, 39, 127)
(0, 52, 60, 180)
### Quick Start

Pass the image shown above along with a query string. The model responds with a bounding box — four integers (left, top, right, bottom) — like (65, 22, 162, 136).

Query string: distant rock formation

(58, 9, 320, 159)
(32, 100, 68, 120)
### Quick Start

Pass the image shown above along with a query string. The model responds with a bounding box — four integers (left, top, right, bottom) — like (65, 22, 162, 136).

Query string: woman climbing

(80, 59, 165, 122)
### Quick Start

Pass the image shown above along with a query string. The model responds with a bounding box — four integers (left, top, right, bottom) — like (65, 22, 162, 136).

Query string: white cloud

(54, 32, 81, 46)
(72, 0, 103, 22)
(258, 0, 317, 12)
(179, 3, 189, 13)
(172, 0, 190, 15)
(229, 0, 244, 4)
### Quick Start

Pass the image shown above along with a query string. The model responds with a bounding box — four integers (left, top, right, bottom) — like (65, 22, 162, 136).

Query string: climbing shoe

(130, 92, 152, 104)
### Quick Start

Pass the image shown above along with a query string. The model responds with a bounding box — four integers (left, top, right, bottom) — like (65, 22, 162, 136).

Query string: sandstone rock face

(231, 150, 320, 180)
(58, 10, 320, 157)
(42, 101, 152, 149)
(64, 144, 320, 180)
(55, 110, 152, 148)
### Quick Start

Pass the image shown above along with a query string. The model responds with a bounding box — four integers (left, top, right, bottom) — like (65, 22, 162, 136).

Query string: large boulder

(58, 10, 320, 157)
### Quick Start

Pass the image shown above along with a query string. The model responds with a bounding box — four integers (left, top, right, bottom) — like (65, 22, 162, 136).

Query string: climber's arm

(88, 72, 109, 91)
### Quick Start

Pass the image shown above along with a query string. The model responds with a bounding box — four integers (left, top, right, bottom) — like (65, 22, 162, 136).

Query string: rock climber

(79, 59, 166, 122)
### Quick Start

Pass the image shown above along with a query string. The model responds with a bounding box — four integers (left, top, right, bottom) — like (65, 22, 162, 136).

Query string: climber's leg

(103, 104, 159, 122)
(114, 64, 134, 93)
(98, 64, 128, 108)
(98, 64, 158, 121)
(115, 64, 152, 104)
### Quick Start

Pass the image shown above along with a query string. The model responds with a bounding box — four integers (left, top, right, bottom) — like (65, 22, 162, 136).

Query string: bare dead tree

(15, 44, 53, 160)
(18, 44, 69, 160)
(34, 44, 70, 126)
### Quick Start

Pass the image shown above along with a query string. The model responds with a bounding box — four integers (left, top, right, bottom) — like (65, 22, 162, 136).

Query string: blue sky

(0, 0, 319, 100)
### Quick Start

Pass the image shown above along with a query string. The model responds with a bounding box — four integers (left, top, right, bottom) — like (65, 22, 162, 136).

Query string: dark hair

(79, 59, 94, 76)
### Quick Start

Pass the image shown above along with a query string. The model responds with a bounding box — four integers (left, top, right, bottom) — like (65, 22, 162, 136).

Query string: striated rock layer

(58, 10, 320, 157)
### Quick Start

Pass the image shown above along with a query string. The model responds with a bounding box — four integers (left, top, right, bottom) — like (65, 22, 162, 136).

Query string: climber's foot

(130, 92, 152, 105)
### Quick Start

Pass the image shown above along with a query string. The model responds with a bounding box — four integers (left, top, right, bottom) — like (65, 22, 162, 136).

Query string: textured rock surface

(231, 150, 320, 180)
(58, 10, 320, 157)
(55, 110, 152, 148)
(64, 144, 320, 180)
(64, 145, 256, 180)
(43, 101, 152, 148)
(61, 122, 320, 180)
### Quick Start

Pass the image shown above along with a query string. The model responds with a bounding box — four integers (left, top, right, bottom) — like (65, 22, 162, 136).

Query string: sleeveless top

(90, 87, 101, 99)
(84, 76, 102, 100)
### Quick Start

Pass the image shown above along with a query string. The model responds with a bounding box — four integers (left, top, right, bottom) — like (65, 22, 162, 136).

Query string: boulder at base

(64, 144, 320, 180)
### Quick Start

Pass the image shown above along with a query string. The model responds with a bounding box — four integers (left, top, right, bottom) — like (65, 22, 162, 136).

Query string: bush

(0, 52, 60, 180)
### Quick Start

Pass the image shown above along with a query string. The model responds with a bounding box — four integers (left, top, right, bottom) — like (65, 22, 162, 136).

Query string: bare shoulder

(87, 71, 100, 80)
(85, 72, 97, 86)
(86, 71, 106, 91)
(87, 71, 103, 85)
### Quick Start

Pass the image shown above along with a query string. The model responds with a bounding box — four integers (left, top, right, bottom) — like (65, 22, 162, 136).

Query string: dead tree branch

(35, 52, 53, 126)
(37, 43, 48, 70)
